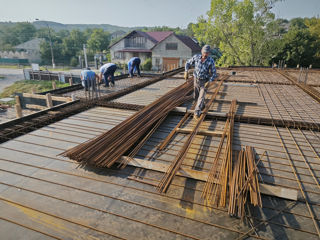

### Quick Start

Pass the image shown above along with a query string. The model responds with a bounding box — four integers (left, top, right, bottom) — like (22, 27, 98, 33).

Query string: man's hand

(184, 71, 189, 80)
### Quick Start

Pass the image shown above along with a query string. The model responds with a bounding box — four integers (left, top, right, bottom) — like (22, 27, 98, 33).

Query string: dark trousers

(194, 78, 208, 115)
(82, 78, 96, 91)
(103, 65, 117, 87)
(129, 59, 141, 77)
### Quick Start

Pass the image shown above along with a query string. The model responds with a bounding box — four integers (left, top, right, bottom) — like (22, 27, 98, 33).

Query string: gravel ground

(0, 107, 36, 124)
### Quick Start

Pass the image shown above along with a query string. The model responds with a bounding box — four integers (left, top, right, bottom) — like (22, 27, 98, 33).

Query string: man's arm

(99, 72, 103, 83)
(209, 59, 217, 82)
(185, 55, 196, 72)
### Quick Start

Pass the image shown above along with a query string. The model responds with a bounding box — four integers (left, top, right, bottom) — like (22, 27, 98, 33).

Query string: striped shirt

(185, 54, 217, 82)
(100, 63, 116, 74)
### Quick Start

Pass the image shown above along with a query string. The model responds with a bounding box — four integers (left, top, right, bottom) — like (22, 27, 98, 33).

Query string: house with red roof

(109, 30, 201, 71)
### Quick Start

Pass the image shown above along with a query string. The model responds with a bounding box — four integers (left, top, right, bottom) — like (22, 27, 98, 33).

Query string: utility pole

(83, 44, 88, 68)
(35, 19, 55, 69)
(47, 26, 55, 69)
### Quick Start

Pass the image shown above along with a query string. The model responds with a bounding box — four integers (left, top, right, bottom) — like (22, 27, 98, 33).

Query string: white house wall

(110, 36, 155, 64)
(151, 34, 192, 70)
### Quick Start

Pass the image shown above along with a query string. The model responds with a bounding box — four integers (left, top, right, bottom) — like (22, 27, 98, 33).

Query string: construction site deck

(0, 67, 320, 240)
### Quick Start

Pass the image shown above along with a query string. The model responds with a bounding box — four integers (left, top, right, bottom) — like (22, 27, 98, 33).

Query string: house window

(114, 51, 124, 59)
(155, 58, 160, 66)
(166, 43, 178, 50)
(124, 37, 146, 48)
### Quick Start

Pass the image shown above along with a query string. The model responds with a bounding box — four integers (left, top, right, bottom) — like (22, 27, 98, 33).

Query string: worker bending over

(99, 63, 117, 87)
(80, 67, 99, 91)
(184, 45, 217, 120)
(128, 57, 141, 78)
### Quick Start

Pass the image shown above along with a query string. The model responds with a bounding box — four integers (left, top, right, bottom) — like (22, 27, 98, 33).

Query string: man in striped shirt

(184, 45, 217, 120)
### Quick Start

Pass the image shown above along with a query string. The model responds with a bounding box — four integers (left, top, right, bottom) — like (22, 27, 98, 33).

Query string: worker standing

(80, 67, 99, 91)
(184, 45, 217, 120)
(128, 57, 141, 78)
(99, 63, 117, 87)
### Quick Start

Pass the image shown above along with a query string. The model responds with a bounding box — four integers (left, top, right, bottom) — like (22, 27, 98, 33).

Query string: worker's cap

(201, 45, 211, 53)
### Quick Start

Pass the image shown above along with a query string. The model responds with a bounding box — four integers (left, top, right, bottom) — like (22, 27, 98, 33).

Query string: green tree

(193, 0, 280, 66)
(62, 30, 86, 62)
(289, 17, 307, 29)
(87, 29, 110, 53)
(0, 22, 36, 49)
(273, 27, 320, 67)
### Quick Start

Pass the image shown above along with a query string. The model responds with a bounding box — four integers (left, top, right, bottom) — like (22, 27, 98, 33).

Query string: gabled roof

(176, 35, 201, 52)
(109, 30, 158, 48)
(14, 38, 44, 51)
(145, 31, 173, 42)
(108, 30, 201, 52)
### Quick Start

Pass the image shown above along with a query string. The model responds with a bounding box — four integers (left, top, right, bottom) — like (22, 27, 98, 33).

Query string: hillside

(0, 21, 146, 33)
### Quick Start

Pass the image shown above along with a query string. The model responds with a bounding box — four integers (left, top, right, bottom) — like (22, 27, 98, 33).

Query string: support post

(52, 81, 56, 90)
(46, 93, 53, 108)
(15, 95, 22, 118)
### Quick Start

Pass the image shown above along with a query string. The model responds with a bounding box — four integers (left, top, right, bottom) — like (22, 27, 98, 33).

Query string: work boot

(193, 111, 200, 120)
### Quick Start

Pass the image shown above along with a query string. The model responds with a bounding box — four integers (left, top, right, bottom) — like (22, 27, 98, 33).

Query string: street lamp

(35, 19, 55, 69)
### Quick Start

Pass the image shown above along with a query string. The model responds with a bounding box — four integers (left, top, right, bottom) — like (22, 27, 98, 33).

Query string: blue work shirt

(100, 63, 116, 74)
(80, 70, 96, 87)
(81, 70, 96, 80)
(185, 54, 217, 82)
(128, 57, 140, 72)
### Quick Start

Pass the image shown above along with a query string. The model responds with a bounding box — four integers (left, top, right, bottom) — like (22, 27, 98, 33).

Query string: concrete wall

(151, 34, 193, 71)
(0, 50, 41, 64)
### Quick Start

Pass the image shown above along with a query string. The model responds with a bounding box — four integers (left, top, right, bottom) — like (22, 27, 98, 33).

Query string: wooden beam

(46, 93, 53, 108)
(23, 93, 46, 100)
(22, 93, 72, 102)
(176, 128, 225, 137)
(25, 104, 47, 110)
(120, 156, 298, 201)
(173, 107, 228, 117)
(14, 96, 22, 118)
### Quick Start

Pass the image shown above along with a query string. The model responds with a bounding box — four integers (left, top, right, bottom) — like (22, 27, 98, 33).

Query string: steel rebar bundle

(228, 147, 263, 219)
(61, 80, 193, 168)
(157, 75, 229, 193)
(201, 99, 237, 206)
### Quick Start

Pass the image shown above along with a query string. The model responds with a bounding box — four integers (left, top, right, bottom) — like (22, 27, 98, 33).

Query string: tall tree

(87, 29, 110, 53)
(193, 0, 280, 66)
(0, 22, 36, 49)
(273, 27, 320, 67)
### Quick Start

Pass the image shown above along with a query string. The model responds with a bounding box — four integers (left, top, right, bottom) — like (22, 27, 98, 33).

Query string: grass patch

(0, 80, 69, 98)
(40, 66, 71, 71)
(0, 65, 28, 69)
(0, 99, 15, 106)
(0, 65, 72, 71)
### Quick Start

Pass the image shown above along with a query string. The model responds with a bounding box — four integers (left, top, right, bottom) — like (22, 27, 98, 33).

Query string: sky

(0, 0, 319, 28)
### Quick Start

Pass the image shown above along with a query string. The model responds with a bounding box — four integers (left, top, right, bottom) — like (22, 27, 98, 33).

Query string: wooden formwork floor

(0, 106, 319, 239)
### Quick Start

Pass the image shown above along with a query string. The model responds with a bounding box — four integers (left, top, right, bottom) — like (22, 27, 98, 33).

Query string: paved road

(0, 68, 24, 93)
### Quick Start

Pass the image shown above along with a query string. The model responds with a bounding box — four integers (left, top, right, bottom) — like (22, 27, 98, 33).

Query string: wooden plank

(172, 107, 228, 117)
(22, 93, 46, 100)
(22, 93, 72, 102)
(51, 96, 72, 102)
(176, 128, 225, 137)
(120, 157, 298, 201)
(25, 104, 47, 110)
